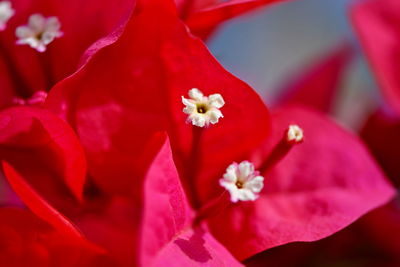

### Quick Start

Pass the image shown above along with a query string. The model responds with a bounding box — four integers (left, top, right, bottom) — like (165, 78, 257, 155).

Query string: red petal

(351, 0, 400, 115)
(361, 109, 400, 186)
(1, 163, 108, 264)
(46, 0, 271, 202)
(246, 199, 400, 265)
(0, 106, 86, 202)
(140, 136, 241, 266)
(140, 136, 193, 265)
(361, 199, 400, 256)
(2, 162, 84, 241)
(150, 226, 243, 266)
(0, 0, 134, 100)
(0, 207, 108, 266)
(207, 106, 395, 260)
(161, 14, 271, 208)
(274, 43, 354, 113)
(186, 0, 286, 39)
(76, 197, 143, 266)
(0, 57, 15, 108)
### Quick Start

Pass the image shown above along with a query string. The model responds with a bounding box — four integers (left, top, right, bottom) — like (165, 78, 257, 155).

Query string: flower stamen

(259, 124, 304, 173)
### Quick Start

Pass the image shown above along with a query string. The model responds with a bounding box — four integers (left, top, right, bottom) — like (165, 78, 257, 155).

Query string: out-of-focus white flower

(0, 1, 14, 31)
(16, 14, 63, 52)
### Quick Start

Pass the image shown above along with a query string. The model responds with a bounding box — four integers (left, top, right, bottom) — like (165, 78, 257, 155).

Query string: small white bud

(286, 124, 304, 144)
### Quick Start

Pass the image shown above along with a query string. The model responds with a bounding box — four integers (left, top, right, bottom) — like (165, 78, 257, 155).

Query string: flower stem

(192, 191, 229, 227)
(37, 48, 56, 91)
(0, 40, 32, 98)
(259, 139, 293, 174)
(187, 126, 203, 209)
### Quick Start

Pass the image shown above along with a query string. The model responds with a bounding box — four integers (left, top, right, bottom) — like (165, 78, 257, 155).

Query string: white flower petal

(208, 93, 225, 108)
(16, 26, 34, 39)
(188, 88, 204, 101)
(191, 114, 206, 127)
(45, 17, 61, 31)
(246, 176, 264, 193)
(238, 161, 254, 180)
(29, 14, 46, 32)
(237, 189, 257, 201)
(222, 164, 238, 183)
(208, 109, 223, 124)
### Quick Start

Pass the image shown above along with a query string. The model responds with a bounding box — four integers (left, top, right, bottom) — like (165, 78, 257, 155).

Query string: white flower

(182, 88, 225, 127)
(219, 161, 264, 203)
(286, 124, 304, 144)
(0, 1, 14, 31)
(16, 14, 63, 52)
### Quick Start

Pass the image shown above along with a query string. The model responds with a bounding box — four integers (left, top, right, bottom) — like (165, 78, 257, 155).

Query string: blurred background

(207, 0, 378, 130)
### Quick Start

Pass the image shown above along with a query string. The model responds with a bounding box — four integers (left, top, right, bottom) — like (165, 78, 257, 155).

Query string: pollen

(286, 124, 304, 144)
(196, 104, 207, 114)
(0, 1, 14, 31)
(219, 161, 264, 203)
(16, 14, 63, 52)
(182, 88, 225, 127)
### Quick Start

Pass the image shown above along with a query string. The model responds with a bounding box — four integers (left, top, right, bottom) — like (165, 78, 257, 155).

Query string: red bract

(43, 0, 395, 263)
(0, 0, 289, 108)
(182, 0, 288, 39)
(352, 3, 400, 261)
(46, 0, 271, 201)
(0, 163, 104, 266)
(361, 109, 400, 186)
(139, 137, 242, 266)
(352, 0, 400, 186)
(361, 199, 400, 258)
(0, 0, 134, 108)
(245, 200, 400, 266)
(0, 106, 87, 209)
(351, 0, 400, 115)
(206, 106, 395, 259)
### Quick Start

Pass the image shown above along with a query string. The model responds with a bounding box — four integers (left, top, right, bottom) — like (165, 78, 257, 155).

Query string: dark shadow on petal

(174, 227, 212, 263)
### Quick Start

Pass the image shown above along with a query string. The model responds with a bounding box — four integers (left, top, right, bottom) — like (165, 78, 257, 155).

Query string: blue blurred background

(207, 0, 379, 130)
